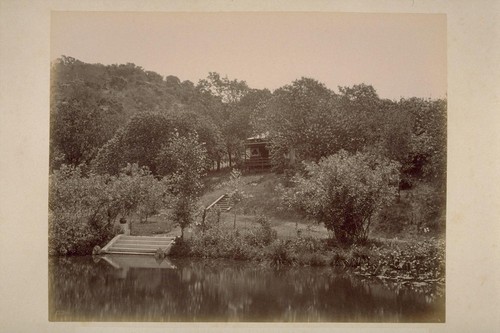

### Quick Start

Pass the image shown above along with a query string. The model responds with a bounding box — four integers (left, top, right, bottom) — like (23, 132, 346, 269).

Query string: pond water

(49, 255, 444, 322)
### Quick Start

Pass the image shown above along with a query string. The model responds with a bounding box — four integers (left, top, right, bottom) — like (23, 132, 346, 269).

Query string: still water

(49, 255, 444, 322)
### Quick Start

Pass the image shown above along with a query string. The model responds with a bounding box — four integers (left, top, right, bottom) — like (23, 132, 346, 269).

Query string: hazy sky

(51, 12, 446, 100)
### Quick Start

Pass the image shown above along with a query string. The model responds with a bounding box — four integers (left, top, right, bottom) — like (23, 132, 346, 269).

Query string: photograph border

(1, 0, 499, 332)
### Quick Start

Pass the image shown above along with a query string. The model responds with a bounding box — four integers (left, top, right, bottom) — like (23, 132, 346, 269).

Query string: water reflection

(49, 256, 444, 322)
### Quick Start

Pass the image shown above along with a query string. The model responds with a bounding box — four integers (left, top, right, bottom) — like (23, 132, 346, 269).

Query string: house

(242, 133, 297, 171)
(243, 133, 272, 171)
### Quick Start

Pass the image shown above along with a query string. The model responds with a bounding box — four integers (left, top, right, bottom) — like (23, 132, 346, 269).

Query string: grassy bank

(167, 217, 444, 296)
(128, 170, 444, 295)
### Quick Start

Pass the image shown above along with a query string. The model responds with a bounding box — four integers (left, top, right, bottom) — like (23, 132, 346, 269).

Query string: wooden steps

(214, 195, 231, 211)
(206, 194, 232, 212)
(101, 235, 175, 255)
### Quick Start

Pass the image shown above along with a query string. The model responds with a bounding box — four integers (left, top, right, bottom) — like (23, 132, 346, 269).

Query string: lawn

(129, 170, 321, 238)
(131, 169, 443, 245)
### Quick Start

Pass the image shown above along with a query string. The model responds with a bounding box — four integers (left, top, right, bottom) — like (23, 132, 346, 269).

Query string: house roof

(246, 132, 269, 141)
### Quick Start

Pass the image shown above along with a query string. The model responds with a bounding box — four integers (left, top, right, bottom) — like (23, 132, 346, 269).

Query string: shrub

(49, 164, 170, 256)
(169, 237, 191, 257)
(187, 224, 258, 260)
(255, 215, 277, 245)
(280, 150, 400, 245)
(266, 240, 294, 267)
(288, 236, 326, 254)
(49, 165, 115, 255)
(330, 245, 370, 268)
(241, 215, 278, 247)
(161, 132, 207, 239)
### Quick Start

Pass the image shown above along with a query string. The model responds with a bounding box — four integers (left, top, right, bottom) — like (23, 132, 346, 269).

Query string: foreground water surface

(49, 255, 444, 322)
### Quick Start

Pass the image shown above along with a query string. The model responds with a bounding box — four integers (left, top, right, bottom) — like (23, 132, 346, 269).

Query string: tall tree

(50, 82, 124, 169)
(158, 132, 207, 239)
(93, 110, 223, 175)
(259, 77, 339, 168)
(92, 112, 173, 175)
(395, 97, 447, 183)
(336, 83, 383, 152)
(196, 72, 251, 167)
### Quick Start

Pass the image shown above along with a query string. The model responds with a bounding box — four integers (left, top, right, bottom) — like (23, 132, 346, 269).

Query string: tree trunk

(334, 228, 349, 246)
(333, 223, 356, 246)
(201, 209, 207, 232)
(228, 150, 232, 168)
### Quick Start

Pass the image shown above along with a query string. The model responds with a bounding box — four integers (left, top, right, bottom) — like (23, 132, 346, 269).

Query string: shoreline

(167, 232, 445, 296)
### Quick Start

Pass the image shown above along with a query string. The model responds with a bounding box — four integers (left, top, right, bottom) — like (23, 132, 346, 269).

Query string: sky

(51, 12, 446, 100)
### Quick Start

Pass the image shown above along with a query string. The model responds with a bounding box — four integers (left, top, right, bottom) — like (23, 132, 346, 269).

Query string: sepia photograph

(47, 11, 447, 323)
(1, 0, 500, 332)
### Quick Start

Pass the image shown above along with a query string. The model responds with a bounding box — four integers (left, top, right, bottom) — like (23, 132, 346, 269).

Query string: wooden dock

(100, 235, 176, 255)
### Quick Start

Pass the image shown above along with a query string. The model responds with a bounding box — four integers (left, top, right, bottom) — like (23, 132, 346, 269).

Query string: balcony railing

(244, 157, 272, 170)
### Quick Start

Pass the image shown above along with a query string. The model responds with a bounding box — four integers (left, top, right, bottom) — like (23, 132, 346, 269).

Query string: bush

(49, 165, 114, 255)
(169, 237, 191, 257)
(187, 224, 258, 260)
(300, 252, 328, 266)
(281, 150, 400, 245)
(375, 181, 446, 236)
(49, 164, 170, 256)
(266, 240, 294, 267)
(181, 215, 280, 261)
(288, 236, 326, 254)
(253, 215, 277, 246)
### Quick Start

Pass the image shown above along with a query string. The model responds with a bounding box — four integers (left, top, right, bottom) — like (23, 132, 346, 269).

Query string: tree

(91, 128, 127, 175)
(225, 168, 245, 229)
(169, 109, 225, 170)
(196, 72, 252, 167)
(111, 163, 170, 223)
(50, 82, 124, 169)
(49, 164, 114, 255)
(258, 77, 339, 168)
(158, 132, 208, 239)
(93, 109, 224, 176)
(408, 98, 446, 183)
(50, 56, 205, 172)
(197, 72, 249, 104)
(120, 112, 174, 174)
(385, 97, 447, 187)
(281, 150, 400, 245)
(335, 83, 385, 152)
(93, 112, 176, 175)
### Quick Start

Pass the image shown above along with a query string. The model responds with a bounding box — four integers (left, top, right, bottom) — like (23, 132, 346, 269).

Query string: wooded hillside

(50, 56, 446, 188)
(49, 56, 446, 253)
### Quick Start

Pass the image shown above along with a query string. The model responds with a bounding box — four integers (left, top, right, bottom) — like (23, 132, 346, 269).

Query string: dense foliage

(280, 151, 400, 245)
(161, 132, 208, 239)
(173, 215, 277, 260)
(49, 164, 170, 255)
(255, 78, 446, 187)
(51, 57, 445, 188)
(49, 56, 446, 254)
(50, 58, 263, 173)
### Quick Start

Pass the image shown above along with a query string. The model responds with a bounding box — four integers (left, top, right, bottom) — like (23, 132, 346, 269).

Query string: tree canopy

(50, 56, 446, 248)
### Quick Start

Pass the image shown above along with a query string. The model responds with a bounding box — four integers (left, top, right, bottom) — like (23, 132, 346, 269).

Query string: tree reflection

(49, 257, 444, 322)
